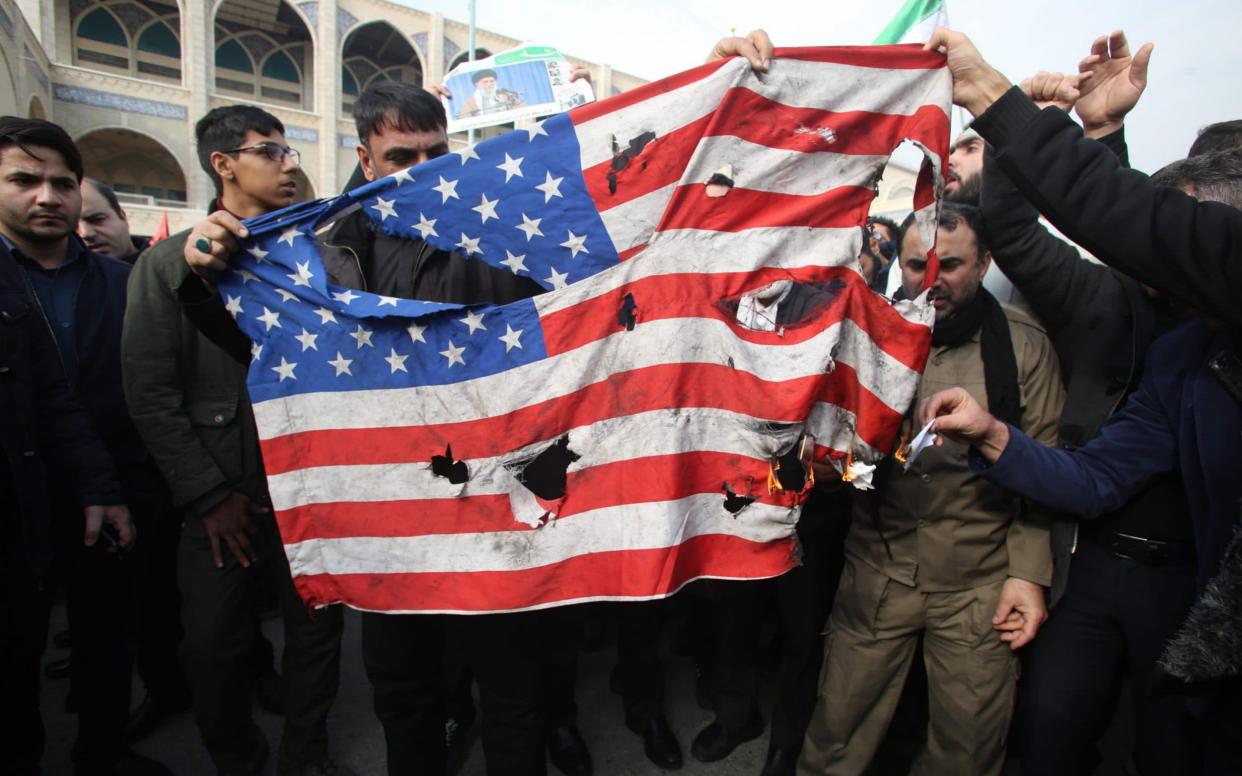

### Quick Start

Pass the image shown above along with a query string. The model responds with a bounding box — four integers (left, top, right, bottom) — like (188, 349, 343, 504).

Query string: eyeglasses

(224, 142, 301, 166)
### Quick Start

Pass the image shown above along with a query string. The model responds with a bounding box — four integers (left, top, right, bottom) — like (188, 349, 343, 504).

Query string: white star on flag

(237, 269, 258, 284)
(545, 266, 569, 289)
(278, 227, 304, 247)
(501, 251, 528, 274)
(457, 146, 480, 164)
(371, 196, 398, 221)
(248, 245, 269, 262)
(413, 213, 438, 240)
(525, 120, 549, 140)
(257, 306, 281, 331)
(385, 348, 410, 373)
(432, 176, 459, 203)
(515, 214, 543, 241)
(499, 324, 524, 352)
(294, 327, 319, 352)
(225, 294, 243, 318)
(314, 306, 338, 325)
(287, 261, 313, 287)
(327, 351, 353, 377)
(535, 172, 564, 203)
(440, 340, 466, 367)
(497, 153, 524, 182)
(378, 296, 399, 307)
(472, 193, 500, 224)
(276, 288, 299, 303)
(250, 342, 262, 362)
(457, 233, 483, 256)
(392, 168, 414, 186)
(349, 324, 374, 349)
(272, 357, 297, 382)
(332, 289, 359, 305)
(407, 322, 426, 344)
(561, 231, 589, 258)
(458, 309, 487, 334)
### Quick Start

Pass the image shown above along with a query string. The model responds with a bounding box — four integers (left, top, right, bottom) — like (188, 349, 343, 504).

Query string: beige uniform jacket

(846, 305, 1063, 591)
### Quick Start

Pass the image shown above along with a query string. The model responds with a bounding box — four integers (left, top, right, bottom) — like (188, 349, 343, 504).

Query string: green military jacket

(121, 229, 266, 518)
(847, 304, 1063, 591)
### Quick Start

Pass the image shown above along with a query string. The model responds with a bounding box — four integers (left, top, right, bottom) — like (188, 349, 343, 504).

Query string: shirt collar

(0, 232, 85, 269)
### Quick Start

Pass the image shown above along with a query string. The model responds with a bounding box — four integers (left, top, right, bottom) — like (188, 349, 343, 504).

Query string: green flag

(874, 0, 948, 45)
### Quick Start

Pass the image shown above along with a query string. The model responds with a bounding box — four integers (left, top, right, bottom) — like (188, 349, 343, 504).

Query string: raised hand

(706, 29, 774, 73)
(1074, 30, 1153, 137)
(1020, 71, 1080, 112)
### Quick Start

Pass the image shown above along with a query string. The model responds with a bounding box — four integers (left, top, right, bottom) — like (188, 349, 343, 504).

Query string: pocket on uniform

(829, 556, 890, 636)
(187, 400, 238, 428)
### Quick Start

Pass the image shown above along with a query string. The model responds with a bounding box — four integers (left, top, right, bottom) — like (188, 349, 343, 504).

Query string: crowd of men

(1, 24, 1240, 776)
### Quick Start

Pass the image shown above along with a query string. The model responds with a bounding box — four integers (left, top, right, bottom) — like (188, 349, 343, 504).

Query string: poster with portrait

(444, 45, 596, 133)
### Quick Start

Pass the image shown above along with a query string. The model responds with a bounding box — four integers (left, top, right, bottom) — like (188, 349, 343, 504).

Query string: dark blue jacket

(975, 319, 1241, 593)
(2, 238, 163, 512)
(0, 248, 123, 577)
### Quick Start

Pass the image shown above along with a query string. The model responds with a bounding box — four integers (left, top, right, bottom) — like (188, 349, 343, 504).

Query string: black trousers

(1018, 538, 1199, 776)
(702, 490, 849, 749)
(361, 610, 552, 776)
(0, 550, 54, 776)
(133, 508, 190, 706)
(614, 598, 670, 726)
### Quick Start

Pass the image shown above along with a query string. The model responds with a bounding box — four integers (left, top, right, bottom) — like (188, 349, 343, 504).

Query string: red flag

(148, 211, 170, 244)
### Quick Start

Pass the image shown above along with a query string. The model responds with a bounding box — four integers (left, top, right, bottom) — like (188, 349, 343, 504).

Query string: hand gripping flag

(220, 46, 951, 613)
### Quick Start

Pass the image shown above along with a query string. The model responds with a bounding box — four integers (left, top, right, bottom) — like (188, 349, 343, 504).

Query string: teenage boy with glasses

(121, 105, 352, 776)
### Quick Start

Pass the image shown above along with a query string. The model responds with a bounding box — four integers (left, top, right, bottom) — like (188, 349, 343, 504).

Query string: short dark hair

(867, 215, 899, 239)
(352, 82, 447, 146)
(895, 211, 919, 255)
(0, 116, 84, 180)
(471, 69, 498, 84)
(1151, 149, 1242, 211)
(1188, 120, 1242, 157)
(84, 177, 123, 217)
(195, 105, 285, 195)
(937, 201, 988, 258)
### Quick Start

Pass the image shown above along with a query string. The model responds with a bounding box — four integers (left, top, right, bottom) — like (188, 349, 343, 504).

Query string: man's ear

(210, 150, 235, 183)
(979, 250, 993, 277)
(357, 143, 376, 182)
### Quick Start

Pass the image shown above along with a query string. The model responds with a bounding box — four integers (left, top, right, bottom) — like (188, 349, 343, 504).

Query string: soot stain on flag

(722, 483, 755, 515)
(431, 444, 469, 485)
(617, 293, 638, 331)
(607, 130, 657, 195)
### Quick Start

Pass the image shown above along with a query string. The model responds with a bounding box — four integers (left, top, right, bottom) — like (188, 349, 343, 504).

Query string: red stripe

(292, 533, 798, 612)
(710, 92, 948, 158)
(773, 45, 947, 70)
(583, 92, 946, 217)
(259, 360, 900, 474)
(658, 184, 871, 233)
(570, 58, 734, 125)
(273, 450, 806, 542)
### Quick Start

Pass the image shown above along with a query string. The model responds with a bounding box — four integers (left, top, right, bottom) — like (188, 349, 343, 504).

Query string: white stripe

(284, 493, 798, 576)
(266, 406, 806, 511)
(598, 181, 678, 254)
(684, 136, 890, 197)
(252, 315, 921, 440)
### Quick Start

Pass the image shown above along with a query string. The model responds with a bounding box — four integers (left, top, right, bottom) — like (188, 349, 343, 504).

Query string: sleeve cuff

(971, 86, 1043, 152)
(1008, 568, 1052, 588)
(1096, 126, 1130, 167)
(183, 483, 232, 520)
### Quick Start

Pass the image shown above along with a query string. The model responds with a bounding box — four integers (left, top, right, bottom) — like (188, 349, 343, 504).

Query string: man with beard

(946, 129, 985, 204)
(78, 179, 147, 262)
(799, 202, 1063, 776)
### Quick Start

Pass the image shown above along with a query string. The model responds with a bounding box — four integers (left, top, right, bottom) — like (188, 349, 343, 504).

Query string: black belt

(1087, 531, 1197, 567)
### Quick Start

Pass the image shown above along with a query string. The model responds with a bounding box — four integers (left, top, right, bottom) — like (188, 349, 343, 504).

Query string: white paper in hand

(902, 419, 938, 471)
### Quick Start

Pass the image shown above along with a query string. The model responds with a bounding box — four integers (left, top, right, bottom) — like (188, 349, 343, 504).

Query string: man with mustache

(78, 179, 147, 263)
(800, 202, 1063, 776)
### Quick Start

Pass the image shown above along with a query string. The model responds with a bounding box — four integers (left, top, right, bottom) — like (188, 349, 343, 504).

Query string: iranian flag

(874, 0, 949, 45)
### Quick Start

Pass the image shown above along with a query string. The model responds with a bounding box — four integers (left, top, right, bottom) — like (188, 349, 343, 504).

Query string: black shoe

(689, 712, 764, 763)
(254, 667, 285, 715)
(126, 692, 193, 743)
(45, 655, 72, 679)
(547, 725, 593, 776)
(759, 743, 799, 776)
(627, 716, 683, 770)
(75, 750, 173, 776)
(53, 629, 73, 649)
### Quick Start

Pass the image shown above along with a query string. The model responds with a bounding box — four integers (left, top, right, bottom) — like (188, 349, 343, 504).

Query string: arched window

(136, 21, 181, 79)
(215, 38, 255, 95)
(73, 1, 181, 83)
(259, 50, 301, 104)
(76, 8, 130, 71)
(340, 23, 423, 116)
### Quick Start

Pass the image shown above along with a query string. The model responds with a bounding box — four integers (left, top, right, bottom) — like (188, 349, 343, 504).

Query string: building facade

(0, 0, 647, 235)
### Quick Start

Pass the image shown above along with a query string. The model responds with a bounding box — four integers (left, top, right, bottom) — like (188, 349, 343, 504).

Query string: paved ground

(39, 602, 1133, 776)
